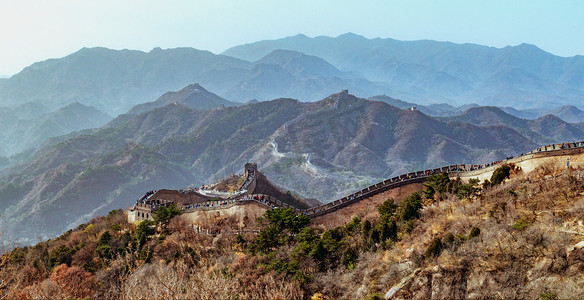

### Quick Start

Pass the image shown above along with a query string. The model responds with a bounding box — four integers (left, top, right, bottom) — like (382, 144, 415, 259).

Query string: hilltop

(127, 83, 237, 115)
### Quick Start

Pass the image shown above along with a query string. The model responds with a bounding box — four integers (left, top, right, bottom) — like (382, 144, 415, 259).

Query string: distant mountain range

(368, 94, 584, 123)
(224, 33, 584, 108)
(2, 86, 583, 246)
(0, 101, 111, 156)
(2, 33, 584, 118)
(0, 46, 389, 115)
(2, 33, 584, 247)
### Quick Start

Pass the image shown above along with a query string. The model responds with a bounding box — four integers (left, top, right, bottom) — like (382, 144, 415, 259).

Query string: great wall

(128, 141, 584, 223)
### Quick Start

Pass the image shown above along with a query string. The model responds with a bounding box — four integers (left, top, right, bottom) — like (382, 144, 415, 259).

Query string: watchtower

(245, 163, 258, 174)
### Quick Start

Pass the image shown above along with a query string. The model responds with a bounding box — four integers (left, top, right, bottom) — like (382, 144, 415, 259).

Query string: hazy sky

(0, 0, 583, 76)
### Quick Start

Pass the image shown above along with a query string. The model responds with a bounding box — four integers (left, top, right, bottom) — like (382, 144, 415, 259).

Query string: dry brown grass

(2, 169, 584, 299)
(377, 169, 584, 299)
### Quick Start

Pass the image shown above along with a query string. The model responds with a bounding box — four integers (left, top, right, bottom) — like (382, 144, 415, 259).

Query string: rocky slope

(1, 160, 583, 299)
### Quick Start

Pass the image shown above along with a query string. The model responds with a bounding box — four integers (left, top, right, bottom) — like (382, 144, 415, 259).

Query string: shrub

(235, 234, 246, 246)
(364, 292, 382, 300)
(455, 234, 468, 243)
(397, 192, 423, 222)
(310, 240, 327, 268)
(157, 234, 166, 243)
(378, 217, 397, 242)
(340, 247, 356, 269)
(540, 291, 558, 300)
(135, 220, 155, 239)
(379, 198, 397, 216)
(138, 246, 152, 262)
(491, 164, 512, 185)
(362, 220, 372, 238)
(50, 264, 97, 298)
(49, 245, 74, 269)
(97, 231, 112, 247)
(469, 227, 481, 238)
(425, 238, 443, 258)
(95, 244, 112, 261)
(321, 227, 344, 253)
(345, 217, 361, 232)
(401, 219, 416, 235)
(369, 228, 380, 244)
(107, 209, 123, 220)
(443, 232, 455, 246)
(83, 224, 94, 233)
(511, 219, 530, 231)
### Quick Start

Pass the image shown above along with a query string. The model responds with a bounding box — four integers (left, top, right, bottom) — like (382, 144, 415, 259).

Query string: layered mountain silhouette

(0, 47, 251, 114)
(224, 33, 584, 108)
(446, 106, 584, 144)
(2, 33, 584, 119)
(2, 88, 582, 246)
(0, 101, 111, 156)
(547, 105, 584, 123)
(0, 45, 388, 115)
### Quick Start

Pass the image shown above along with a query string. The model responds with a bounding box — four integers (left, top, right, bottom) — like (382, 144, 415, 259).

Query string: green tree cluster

(490, 164, 512, 185)
(249, 208, 310, 254)
(153, 204, 181, 232)
(424, 173, 480, 200)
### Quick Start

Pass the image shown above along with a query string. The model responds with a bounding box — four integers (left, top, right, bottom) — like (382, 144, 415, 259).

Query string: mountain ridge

(127, 83, 237, 115)
(0, 101, 111, 156)
(223, 33, 584, 108)
(3, 88, 581, 246)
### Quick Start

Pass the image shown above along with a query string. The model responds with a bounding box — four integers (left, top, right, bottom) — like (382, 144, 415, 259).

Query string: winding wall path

(135, 140, 584, 220)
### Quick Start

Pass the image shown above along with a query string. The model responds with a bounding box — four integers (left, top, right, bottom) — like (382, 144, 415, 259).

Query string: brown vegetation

(1, 165, 584, 299)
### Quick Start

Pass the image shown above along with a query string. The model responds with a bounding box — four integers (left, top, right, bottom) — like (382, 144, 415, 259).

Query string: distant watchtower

(245, 163, 258, 174)
(341, 89, 349, 95)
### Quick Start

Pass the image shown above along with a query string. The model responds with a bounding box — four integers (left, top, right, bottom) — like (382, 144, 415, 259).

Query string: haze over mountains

(2, 33, 584, 117)
(1, 33, 584, 246)
(224, 33, 584, 108)
(0, 101, 111, 156)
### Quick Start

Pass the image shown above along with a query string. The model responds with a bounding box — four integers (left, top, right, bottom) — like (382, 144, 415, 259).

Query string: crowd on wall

(238, 170, 255, 191)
